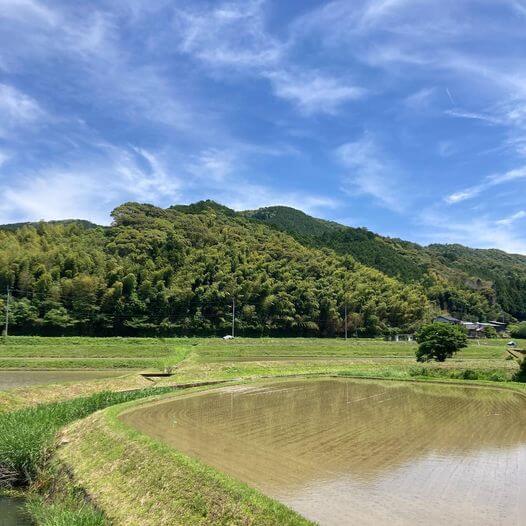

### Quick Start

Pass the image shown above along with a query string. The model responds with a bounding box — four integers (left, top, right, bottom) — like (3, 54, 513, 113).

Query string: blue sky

(1, 1, 526, 253)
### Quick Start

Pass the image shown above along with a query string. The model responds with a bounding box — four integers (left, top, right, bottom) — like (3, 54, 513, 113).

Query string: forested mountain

(245, 206, 525, 321)
(241, 206, 345, 237)
(426, 244, 526, 320)
(0, 202, 429, 336)
(0, 200, 523, 337)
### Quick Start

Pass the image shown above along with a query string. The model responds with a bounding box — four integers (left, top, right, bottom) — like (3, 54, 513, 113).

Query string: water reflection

(0, 496, 31, 526)
(122, 379, 526, 525)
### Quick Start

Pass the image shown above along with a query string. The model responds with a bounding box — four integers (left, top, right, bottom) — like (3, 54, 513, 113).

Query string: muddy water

(0, 369, 126, 390)
(121, 379, 526, 525)
(0, 496, 31, 526)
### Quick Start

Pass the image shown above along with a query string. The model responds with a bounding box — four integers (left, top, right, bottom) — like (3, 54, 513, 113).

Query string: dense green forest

(243, 206, 525, 320)
(0, 200, 522, 337)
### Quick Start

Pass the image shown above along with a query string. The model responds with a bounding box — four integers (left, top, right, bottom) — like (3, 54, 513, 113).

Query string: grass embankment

(153, 337, 522, 385)
(0, 386, 201, 525)
(0, 336, 193, 369)
(54, 390, 312, 526)
(0, 387, 185, 487)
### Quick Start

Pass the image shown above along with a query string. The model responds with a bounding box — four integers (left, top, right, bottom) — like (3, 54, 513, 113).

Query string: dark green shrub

(484, 326, 498, 339)
(415, 323, 468, 362)
(459, 369, 478, 380)
(509, 322, 526, 339)
(513, 359, 526, 382)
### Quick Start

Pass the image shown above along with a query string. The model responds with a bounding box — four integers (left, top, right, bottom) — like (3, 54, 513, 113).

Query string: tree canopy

(0, 201, 522, 337)
(415, 323, 468, 362)
(0, 202, 430, 337)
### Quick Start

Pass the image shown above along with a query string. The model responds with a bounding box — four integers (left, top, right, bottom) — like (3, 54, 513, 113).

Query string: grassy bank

(0, 386, 185, 487)
(0, 336, 192, 370)
(1, 336, 520, 367)
(54, 390, 312, 526)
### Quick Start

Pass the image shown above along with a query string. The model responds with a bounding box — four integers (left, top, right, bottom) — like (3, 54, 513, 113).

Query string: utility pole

(232, 297, 235, 338)
(4, 286, 10, 339)
(344, 304, 348, 340)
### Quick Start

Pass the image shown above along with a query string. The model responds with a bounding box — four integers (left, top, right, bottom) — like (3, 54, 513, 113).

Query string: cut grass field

(0, 336, 193, 369)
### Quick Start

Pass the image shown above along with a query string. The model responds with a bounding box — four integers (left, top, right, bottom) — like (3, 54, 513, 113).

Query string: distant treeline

(0, 201, 521, 337)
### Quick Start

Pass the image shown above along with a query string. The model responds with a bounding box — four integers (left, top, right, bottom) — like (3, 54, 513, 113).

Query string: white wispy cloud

(0, 2, 211, 137)
(174, 0, 283, 69)
(0, 0, 58, 26)
(173, 0, 365, 115)
(444, 109, 503, 125)
(404, 88, 436, 111)
(0, 150, 10, 168)
(336, 134, 406, 211)
(266, 70, 365, 114)
(446, 166, 526, 204)
(419, 206, 526, 254)
(0, 145, 181, 224)
(185, 149, 237, 183)
(496, 210, 526, 226)
(0, 83, 44, 123)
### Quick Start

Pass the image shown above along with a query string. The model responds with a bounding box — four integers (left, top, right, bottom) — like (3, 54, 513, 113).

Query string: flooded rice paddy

(121, 378, 526, 525)
(0, 369, 126, 390)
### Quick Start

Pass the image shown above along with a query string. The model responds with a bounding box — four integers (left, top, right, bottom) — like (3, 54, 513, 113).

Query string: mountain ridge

(1, 201, 524, 324)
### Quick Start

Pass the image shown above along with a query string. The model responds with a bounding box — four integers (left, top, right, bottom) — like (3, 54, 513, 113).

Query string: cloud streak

(336, 134, 406, 212)
(173, 0, 365, 115)
(446, 166, 526, 204)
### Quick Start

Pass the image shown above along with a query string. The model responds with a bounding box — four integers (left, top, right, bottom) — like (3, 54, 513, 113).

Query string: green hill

(0, 219, 100, 231)
(241, 206, 345, 237)
(0, 202, 430, 337)
(242, 205, 525, 321)
(0, 200, 523, 337)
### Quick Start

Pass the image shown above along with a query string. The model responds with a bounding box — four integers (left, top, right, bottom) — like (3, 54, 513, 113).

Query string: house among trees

(433, 315, 507, 338)
(488, 321, 508, 334)
(433, 315, 461, 325)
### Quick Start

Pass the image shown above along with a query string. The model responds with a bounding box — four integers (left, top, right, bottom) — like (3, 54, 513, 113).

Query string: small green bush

(484, 326, 498, 339)
(459, 369, 478, 380)
(509, 322, 526, 339)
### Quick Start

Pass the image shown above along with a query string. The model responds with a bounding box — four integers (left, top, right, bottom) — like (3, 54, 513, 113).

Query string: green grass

(0, 336, 520, 368)
(0, 358, 168, 369)
(0, 336, 186, 357)
(0, 386, 182, 486)
(26, 492, 106, 526)
(0, 336, 193, 369)
(186, 337, 520, 361)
